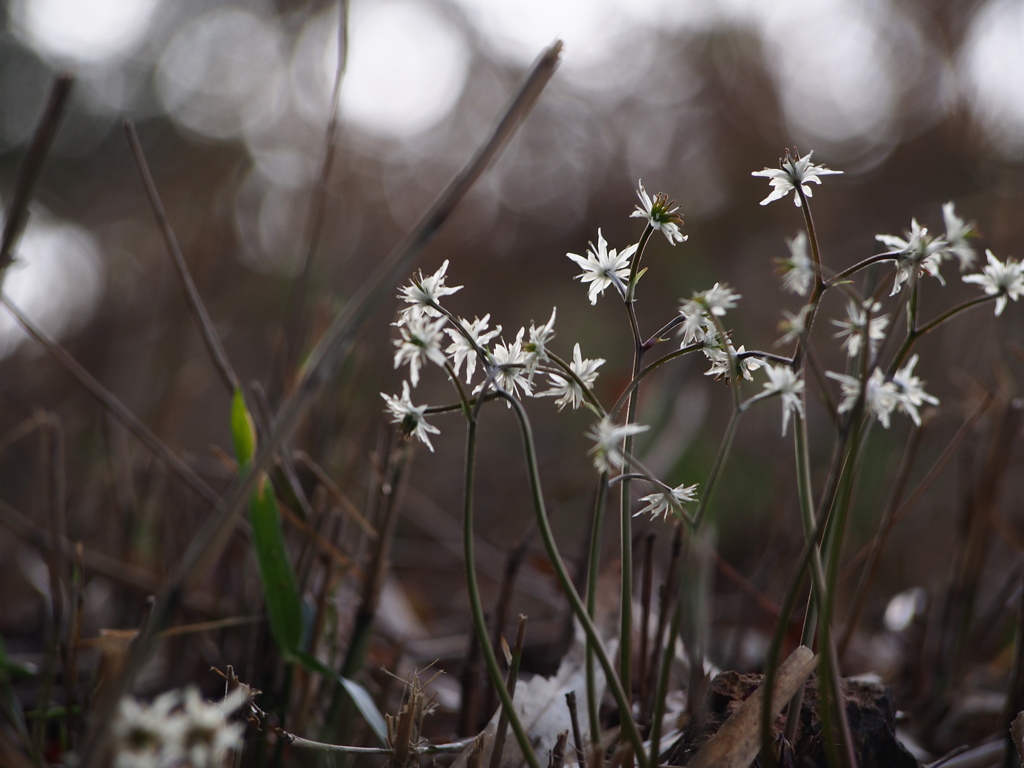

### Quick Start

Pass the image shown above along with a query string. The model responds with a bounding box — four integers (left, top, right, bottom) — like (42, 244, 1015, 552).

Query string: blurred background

(2, 0, 1024, 740)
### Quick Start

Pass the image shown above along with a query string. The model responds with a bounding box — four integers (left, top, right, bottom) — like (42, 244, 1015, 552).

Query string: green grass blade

(230, 388, 302, 655)
(294, 650, 387, 744)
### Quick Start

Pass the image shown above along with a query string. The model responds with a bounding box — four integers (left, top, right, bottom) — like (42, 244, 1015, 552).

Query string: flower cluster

(112, 687, 247, 768)
(826, 355, 937, 429)
(381, 162, 1015, 531)
(875, 203, 977, 295)
(385, 263, 604, 450)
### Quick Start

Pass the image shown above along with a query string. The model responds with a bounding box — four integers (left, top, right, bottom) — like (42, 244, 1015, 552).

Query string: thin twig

(489, 615, 528, 768)
(486, 534, 530, 719)
(0, 74, 74, 273)
(281, 0, 350, 383)
(124, 120, 240, 394)
(565, 691, 587, 768)
(277, 730, 475, 754)
(0, 295, 220, 507)
(0, 497, 220, 616)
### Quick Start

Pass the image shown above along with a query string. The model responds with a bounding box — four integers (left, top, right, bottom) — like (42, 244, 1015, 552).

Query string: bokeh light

(9, 0, 159, 64)
(0, 214, 104, 358)
(960, 0, 1024, 158)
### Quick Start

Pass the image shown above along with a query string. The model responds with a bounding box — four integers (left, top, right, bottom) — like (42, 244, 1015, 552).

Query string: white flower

(396, 259, 462, 324)
(678, 283, 742, 350)
(777, 305, 811, 346)
(382, 381, 441, 451)
(113, 691, 184, 768)
(677, 302, 711, 346)
(963, 249, 1024, 316)
(831, 300, 889, 359)
(445, 315, 501, 384)
(891, 354, 938, 426)
(487, 335, 532, 398)
(942, 202, 976, 271)
(178, 687, 246, 768)
(702, 282, 741, 316)
(112, 688, 246, 768)
(877, 219, 947, 295)
(635, 482, 699, 521)
(586, 416, 648, 473)
(567, 229, 638, 305)
(703, 344, 763, 382)
(751, 149, 842, 207)
(393, 315, 448, 387)
(827, 368, 898, 428)
(522, 308, 557, 380)
(779, 232, 814, 295)
(760, 364, 805, 436)
(539, 343, 604, 411)
(630, 180, 687, 245)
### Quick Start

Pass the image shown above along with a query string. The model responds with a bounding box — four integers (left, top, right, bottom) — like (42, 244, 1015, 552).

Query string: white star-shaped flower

(779, 232, 814, 295)
(586, 416, 648, 473)
(178, 687, 247, 768)
(485, 335, 533, 399)
(393, 315, 448, 387)
(942, 202, 976, 272)
(751, 149, 842, 207)
(630, 180, 687, 245)
(566, 229, 638, 305)
(396, 259, 463, 325)
(827, 368, 899, 428)
(445, 315, 501, 384)
(891, 354, 938, 427)
(760, 364, 805, 436)
(635, 482, 699, 521)
(522, 308, 557, 381)
(702, 282, 741, 316)
(382, 381, 441, 451)
(877, 219, 948, 296)
(777, 305, 811, 346)
(540, 343, 604, 411)
(703, 344, 763, 382)
(831, 300, 889, 359)
(963, 249, 1024, 316)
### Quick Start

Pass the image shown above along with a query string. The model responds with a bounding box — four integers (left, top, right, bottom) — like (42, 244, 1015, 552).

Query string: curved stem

(888, 294, 993, 373)
(462, 418, 540, 768)
(501, 393, 649, 768)
(609, 345, 702, 420)
(691, 408, 741, 529)
(825, 251, 901, 288)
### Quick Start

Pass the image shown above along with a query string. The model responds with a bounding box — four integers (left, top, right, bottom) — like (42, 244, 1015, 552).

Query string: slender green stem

(501, 393, 649, 768)
(615, 224, 656, 703)
(692, 407, 741, 529)
(462, 418, 540, 768)
(782, 410, 820, 748)
(584, 473, 608, 750)
(647, 571, 683, 768)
